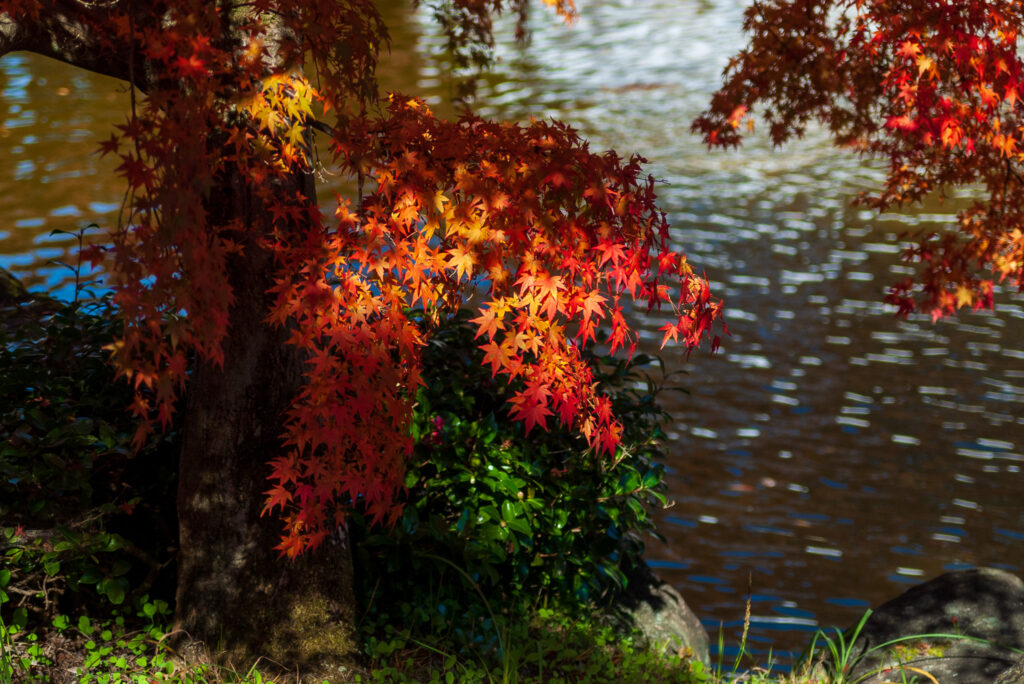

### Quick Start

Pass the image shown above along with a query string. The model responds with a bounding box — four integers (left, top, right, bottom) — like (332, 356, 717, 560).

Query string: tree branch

(0, 1, 157, 89)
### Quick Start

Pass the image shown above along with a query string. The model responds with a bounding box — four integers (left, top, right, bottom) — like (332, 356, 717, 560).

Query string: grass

(7, 592, 1021, 684)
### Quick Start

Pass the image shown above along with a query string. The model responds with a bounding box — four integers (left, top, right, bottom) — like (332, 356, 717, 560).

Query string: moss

(199, 582, 359, 683)
(223, 588, 358, 683)
(890, 638, 950, 661)
(278, 592, 357, 662)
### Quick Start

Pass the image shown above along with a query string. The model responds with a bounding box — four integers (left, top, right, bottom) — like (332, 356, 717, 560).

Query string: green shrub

(0, 277, 179, 629)
(352, 310, 676, 655)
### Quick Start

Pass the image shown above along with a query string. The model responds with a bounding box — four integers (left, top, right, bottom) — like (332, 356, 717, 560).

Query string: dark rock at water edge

(608, 561, 710, 665)
(0, 266, 63, 330)
(828, 568, 1024, 684)
(0, 266, 28, 304)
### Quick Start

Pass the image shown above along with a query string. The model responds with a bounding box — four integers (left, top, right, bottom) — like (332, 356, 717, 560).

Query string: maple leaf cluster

(265, 93, 722, 554)
(29, 0, 720, 557)
(694, 0, 1024, 321)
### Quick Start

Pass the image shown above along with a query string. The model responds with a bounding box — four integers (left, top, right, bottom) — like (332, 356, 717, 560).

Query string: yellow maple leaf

(446, 245, 475, 281)
(955, 285, 974, 308)
(916, 54, 936, 78)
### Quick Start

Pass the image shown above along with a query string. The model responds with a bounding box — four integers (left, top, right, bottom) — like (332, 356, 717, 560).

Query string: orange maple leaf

(897, 40, 921, 59)
(446, 245, 476, 281)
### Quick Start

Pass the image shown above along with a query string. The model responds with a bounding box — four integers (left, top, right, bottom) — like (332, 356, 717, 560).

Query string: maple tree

(695, 0, 1024, 321)
(0, 0, 721, 673)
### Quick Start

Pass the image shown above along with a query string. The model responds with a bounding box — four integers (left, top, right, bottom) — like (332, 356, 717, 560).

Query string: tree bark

(0, 4, 361, 678)
(175, 215, 360, 679)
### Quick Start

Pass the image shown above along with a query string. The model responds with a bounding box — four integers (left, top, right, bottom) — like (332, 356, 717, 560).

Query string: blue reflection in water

(887, 573, 922, 585)
(688, 575, 728, 585)
(663, 515, 697, 528)
(50, 204, 79, 217)
(996, 528, 1024, 541)
(890, 545, 924, 556)
(956, 440, 1011, 453)
(646, 559, 690, 571)
(825, 597, 871, 608)
(944, 562, 976, 572)
(88, 201, 120, 214)
(750, 593, 781, 603)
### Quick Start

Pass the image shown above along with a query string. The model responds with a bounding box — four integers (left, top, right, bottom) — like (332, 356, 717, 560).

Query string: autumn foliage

(1, 1, 721, 557)
(695, 0, 1024, 321)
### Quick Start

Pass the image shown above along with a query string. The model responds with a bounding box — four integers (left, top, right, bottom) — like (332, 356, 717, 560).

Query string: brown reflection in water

(647, 192, 1024, 654)
(0, 54, 127, 292)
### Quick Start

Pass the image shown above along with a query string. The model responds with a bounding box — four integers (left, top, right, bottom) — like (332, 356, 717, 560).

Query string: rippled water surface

(3, 0, 1023, 662)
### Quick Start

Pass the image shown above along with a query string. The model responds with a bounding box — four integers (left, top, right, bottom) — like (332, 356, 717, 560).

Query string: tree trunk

(175, 284, 361, 679)
(175, 221, 360, 680)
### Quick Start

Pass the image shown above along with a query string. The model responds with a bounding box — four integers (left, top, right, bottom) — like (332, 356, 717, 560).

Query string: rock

(608, 561, 710, 665)
(0, 266, 28, 304)
(993, 655, 1024, 684)
(824, 568, 1024, 684)
(0, 267, 62, 332)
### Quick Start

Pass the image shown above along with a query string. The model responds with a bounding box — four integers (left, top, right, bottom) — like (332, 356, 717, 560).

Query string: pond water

(3, 0, 1023, 666)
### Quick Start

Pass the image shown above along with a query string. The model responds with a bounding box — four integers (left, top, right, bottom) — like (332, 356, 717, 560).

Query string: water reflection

(0, 52, 125, 297)
(1, 0, 1023, 665)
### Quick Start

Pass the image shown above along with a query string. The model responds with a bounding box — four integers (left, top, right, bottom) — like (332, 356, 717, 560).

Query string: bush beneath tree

(1, 278, 682, 680)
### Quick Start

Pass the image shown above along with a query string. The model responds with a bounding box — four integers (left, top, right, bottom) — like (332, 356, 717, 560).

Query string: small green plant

(0, 611, 15, 684)
(1, 599, 224, 683)
(805, 609, 875, 683)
